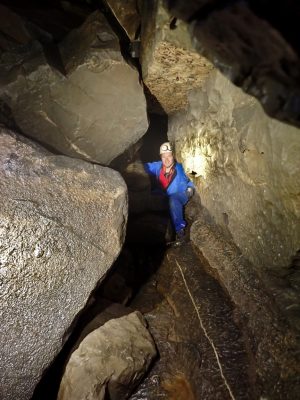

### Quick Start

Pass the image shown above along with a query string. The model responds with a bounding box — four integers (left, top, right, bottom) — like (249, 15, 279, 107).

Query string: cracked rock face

(0, 128, 127, 400)
(103, 0, 141, 41)
(58, 311, 156, 400)
(140, 0, 213, 114)
(0, 10, 148, 165)
(168, 69, 300, 270)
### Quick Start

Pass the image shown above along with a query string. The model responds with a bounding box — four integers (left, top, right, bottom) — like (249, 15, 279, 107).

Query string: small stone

(58, 312, 156, 400)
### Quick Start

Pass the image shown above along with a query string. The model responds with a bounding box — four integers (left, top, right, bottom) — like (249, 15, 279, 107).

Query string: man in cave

(144, 142, 195, 244)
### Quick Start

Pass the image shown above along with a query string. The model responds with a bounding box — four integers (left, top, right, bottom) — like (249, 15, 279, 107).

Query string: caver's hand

(186, 187, 194, 199)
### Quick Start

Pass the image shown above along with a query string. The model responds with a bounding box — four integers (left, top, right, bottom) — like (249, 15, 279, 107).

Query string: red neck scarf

(159, 164, 175, 190)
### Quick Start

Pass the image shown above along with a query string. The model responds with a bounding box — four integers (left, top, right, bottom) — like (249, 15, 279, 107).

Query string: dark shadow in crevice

(0, 0, 90, 41)
(143, 85, 168, 122)
(31, 110, 172, 398)
(97, 0, 133, 64)
(31, 298, 114, 400)
(0, 101, 63, 155)
(31, 107, 171, 397)
(31, 237, 167, 400)
(42, 42, 67, 75)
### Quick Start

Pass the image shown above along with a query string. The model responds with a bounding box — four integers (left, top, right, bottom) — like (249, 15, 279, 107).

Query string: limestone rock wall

(168, 70, 300, 269)
(0, 128, 127, 400)
(0, 10, 148, 165)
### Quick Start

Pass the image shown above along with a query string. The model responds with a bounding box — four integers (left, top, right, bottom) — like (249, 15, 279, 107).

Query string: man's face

(161, 152, 174, 168)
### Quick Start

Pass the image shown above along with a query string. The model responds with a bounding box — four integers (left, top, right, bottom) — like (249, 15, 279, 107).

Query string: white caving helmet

(159, 142, 173, 155)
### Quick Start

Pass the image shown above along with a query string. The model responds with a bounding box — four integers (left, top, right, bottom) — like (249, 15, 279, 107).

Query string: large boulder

(140, 0, 213, 114)
(58, 311, 157, 400)
(168, 69, 300, 270)
(0, 10, 148, 165)
(0, 127, 127, 400)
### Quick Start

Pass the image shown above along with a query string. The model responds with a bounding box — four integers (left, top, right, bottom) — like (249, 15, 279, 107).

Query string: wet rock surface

(0, 9, 148, 165)
(30, 213, 300, 400)
(58, 311, 156, 400)
(190, 217, 300, 398)
(0, 127, 127, 400)
(129, 242, 255, 399)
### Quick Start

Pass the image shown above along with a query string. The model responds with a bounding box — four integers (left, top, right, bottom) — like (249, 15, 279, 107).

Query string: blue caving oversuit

(144, 161, 195, 233)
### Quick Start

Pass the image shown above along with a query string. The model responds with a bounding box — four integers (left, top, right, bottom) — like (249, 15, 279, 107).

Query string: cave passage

(1, 1, 300, 399)
(106, 121, 263, 398)
(32, 114, 278, 400)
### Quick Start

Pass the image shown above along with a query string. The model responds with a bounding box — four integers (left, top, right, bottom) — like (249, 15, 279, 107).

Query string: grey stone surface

(0, 10, 148, 165)
(168, 69, 300, 269)
(0, 128, 128, 400)
(58, 311, 156, 400)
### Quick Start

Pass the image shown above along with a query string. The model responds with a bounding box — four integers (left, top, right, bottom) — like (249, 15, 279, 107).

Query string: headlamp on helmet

(160, 142, 173, 155)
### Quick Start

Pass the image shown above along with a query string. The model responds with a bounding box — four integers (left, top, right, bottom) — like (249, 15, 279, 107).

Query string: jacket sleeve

(179, 164, 195, 189)
(144, 161, 160, 176)
(187, 179, 195, 189)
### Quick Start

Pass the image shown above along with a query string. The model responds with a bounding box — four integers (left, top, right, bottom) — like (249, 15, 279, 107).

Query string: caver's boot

(174, 228, 187, 246)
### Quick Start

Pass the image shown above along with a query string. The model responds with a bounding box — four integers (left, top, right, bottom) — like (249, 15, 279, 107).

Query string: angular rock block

(0, 11, 148, 165)
(168, 69, 300, 269)
(58, 311, 156, 400)
(0, 128, 127, 400)
(140, 0, 213, 114)
(103, 0, 141, 41)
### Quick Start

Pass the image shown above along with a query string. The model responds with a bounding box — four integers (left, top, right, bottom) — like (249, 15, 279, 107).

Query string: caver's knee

(169, 192, 188, 208)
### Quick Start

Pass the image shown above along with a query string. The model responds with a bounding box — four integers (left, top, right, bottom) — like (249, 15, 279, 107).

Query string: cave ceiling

(164, 0, 300, 126)
(0, 0, 299, 126)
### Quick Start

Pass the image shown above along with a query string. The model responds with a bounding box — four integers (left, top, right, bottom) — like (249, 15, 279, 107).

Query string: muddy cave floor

(127, 237, 257, 400)
(32, 210, 292, 400)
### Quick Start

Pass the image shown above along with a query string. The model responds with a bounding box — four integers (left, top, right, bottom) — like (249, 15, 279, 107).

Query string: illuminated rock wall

(169, 70, 300, 269)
